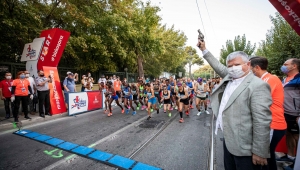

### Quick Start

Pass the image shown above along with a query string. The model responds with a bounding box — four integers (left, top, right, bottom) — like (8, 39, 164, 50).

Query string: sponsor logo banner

(269, 0, 300, 36)
(87, 91, 103, 111)
(26, 60, 38, 78)
(21, 37, 45, 61)
(68, 92, 88, 116)
(37, 28, 70, 70)
(43, 66, 67, 114)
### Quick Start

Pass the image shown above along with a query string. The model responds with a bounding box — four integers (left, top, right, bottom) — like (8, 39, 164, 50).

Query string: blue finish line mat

(13, 129, 162, 170)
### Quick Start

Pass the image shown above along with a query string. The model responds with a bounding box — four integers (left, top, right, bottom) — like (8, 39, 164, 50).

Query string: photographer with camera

(35, 70, 52, 117)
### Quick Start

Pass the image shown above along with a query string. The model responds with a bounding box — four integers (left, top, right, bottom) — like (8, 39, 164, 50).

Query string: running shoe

(128, 106, 131, 109)
(190, 105, 194, 109)
(108, 112, 112, 117)
(132, 111, 136, 115)
(164, 110, 166, 113)
(151, 108, 153, 112)
(147, 116, 151, 120)
(205, 110, 210, 114)
(159, 104, 163, 108)
(104, 110, 108, 114)
(175, 106, 178, 110)
(146, 108, 148, 111)
(126, 109, 129, 114)
(197, 111, 201, 116)
(121, 109, 125, 114)
(138, 103, 141, 107)
(169, 107, 173, 111)
(137, 107, 140, 110)
(168, 113, 171, 117)
(179, 118, 184, 123)
(276, 155, 294, 162)
(185, 111, 189, 116)
(157, 109, 159, 114)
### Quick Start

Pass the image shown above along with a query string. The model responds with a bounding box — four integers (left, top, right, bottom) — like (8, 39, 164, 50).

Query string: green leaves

(220, 34, 256, 65)
(1, 0, 189, 77)
(256, 13, 300, 76)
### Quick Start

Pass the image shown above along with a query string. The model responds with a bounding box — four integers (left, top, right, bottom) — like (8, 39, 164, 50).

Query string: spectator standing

(84, 83, 92, 91)
(98, 75, 106, 90)
(24, 70, 36, 114)
(63, 72, 77, 109)
(81, 75, 87, 92)
(277, 58, 300, 169)
(35, 70, 52, 117)
(87, 72, 94, 89)
(250, 57, 287, 170)
(0, 72, 14, 119)
(198, 41, 272, 169)
(11, 71, 33, 122)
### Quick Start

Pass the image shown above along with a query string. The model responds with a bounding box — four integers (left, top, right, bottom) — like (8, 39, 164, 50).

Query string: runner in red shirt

(0, 72, 14, 119)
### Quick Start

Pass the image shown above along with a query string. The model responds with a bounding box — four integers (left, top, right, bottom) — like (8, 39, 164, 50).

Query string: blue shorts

(64, 93, 69, 103)
(124, 95, 132, 100)
(148, 97, 157, 105)
(111, 95, 118, 100)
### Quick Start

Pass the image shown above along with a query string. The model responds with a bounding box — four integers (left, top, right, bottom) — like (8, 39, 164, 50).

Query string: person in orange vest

(250, 57, 286, 170)
(11, 71, 33, 122)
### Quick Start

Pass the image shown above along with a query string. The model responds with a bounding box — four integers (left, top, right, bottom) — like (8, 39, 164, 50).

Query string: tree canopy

(256, 13, 300, 76)
(0, 0, 188, 78)
(220, 34, 256, 65)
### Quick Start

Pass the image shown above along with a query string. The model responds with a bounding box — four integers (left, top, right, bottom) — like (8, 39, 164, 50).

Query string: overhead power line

(203, 0, 216, 38)
(195, 0, 207, 38)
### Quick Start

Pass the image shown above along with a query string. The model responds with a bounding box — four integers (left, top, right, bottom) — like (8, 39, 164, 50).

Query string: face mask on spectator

(280, 65, 289, 74)
(6, 76, 11, 79)
(20, 75, 25, 79)
(227, 65, 245, 79)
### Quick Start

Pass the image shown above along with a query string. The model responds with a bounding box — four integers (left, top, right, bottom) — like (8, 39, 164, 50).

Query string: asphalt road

(0, 104, 223, 170)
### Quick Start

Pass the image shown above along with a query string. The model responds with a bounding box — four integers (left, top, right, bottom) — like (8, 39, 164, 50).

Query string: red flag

(269, 0, 300, 36)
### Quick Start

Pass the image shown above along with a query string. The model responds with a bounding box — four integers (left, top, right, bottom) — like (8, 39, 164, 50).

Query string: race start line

(13, 129, 162, 170)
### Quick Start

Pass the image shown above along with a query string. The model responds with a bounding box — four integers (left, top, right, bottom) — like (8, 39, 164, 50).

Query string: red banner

(37, 28, 70, 70)
(43, 66, 67, 115)
(269, 0, 300, 36)
(87, 91, 103, 111)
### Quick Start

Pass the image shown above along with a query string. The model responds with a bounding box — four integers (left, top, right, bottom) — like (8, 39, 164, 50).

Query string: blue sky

(145, 0, 278, 71)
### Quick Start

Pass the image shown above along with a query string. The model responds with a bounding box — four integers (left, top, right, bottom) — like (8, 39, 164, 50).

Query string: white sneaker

(175, 106, 178, 110)
(205, 110, 210, 114)
(197, 112, 201, 116)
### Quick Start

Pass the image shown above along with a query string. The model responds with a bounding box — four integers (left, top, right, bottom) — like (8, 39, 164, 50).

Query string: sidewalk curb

(0, 112, 69, 129)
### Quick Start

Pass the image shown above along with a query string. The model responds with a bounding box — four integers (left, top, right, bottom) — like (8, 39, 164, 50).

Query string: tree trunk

(189, 64, 192, 78)
(137, 52, 144, 79)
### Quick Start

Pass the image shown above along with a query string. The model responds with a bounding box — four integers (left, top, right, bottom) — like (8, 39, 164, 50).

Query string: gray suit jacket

(204, 51, 272, 158)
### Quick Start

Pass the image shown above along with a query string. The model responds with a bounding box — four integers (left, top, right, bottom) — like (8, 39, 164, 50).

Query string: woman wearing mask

(11, 71, 33, 122)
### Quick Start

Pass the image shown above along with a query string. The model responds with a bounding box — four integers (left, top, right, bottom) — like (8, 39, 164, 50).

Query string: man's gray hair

(226, 51, 249, 65)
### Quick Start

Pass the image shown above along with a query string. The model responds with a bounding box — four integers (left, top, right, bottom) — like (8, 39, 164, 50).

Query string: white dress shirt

(215, 75, 247, 134)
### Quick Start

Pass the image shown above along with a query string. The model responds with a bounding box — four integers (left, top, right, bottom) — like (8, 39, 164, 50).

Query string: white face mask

(6, 76, 11, 80)
(227, 65, 245, 79)
(25, 74, 30, 78)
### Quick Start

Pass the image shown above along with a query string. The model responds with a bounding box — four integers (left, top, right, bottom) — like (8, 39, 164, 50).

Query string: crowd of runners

(97, 75, 222, 123)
